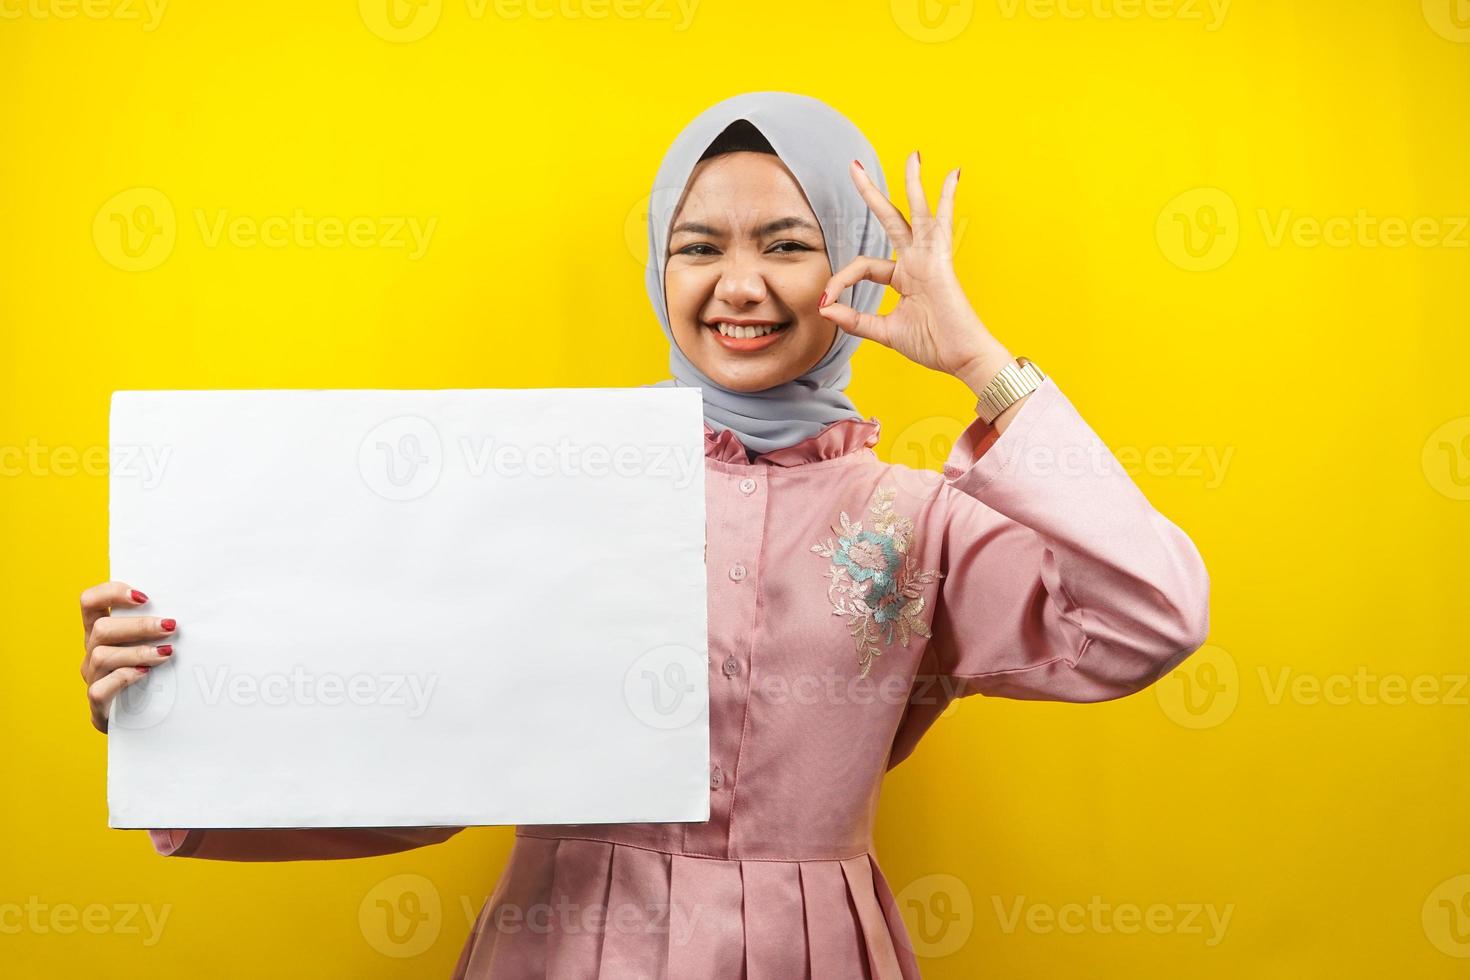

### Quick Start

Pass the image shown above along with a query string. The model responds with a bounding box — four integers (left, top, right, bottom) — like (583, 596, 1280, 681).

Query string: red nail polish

(157, 645, 173, 657)
(853, 159, 864, 171)
(160, 618, 176, 632)
(818, 291, 828, 307)
(131, 589, 148, 603)
(137, 666, 151, 674)
(917, 150, 922, 163)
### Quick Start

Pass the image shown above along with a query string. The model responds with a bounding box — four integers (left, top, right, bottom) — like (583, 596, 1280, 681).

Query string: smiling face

(663, 151, 837, 392)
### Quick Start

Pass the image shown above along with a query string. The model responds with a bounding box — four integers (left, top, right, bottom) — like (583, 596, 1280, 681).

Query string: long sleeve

(148, 825, 464, 861)
(925, 376, 1210, 703)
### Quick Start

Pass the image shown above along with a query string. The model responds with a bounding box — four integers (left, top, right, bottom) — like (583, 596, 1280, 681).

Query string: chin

(704, 364, 791, 393)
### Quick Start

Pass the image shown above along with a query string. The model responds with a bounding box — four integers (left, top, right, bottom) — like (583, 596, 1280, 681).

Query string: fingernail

(160, 618, 176, 632)
(137, 666, 151, 674)
(818, 291, 828, 308)
(157, 644, 173, 657)
(957, 168, 961, 182)
(916, 149, 922, 163)
(130, 589, 148, 603)
(853, 159, 864, 172)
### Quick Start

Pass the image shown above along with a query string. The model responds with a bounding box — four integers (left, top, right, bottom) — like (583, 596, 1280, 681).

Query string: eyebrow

(669, 215, 820, 238)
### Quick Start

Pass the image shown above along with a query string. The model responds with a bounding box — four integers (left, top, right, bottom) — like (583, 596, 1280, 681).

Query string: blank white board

(108, 388, 710, 829)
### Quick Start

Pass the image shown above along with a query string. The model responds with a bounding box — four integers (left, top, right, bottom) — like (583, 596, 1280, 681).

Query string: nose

(712, 250, 769, 308)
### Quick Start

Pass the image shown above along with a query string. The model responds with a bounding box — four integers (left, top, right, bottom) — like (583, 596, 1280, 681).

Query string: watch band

(974, 356, 1045, 425)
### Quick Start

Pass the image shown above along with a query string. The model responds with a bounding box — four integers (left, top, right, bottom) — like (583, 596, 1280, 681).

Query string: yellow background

(3, 0, 1468, 976)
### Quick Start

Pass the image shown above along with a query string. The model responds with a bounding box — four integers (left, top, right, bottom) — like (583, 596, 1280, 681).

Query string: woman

(77, 92, 1209, 978)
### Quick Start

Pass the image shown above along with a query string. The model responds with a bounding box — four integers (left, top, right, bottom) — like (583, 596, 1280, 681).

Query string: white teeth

(714, 322, 783, 339)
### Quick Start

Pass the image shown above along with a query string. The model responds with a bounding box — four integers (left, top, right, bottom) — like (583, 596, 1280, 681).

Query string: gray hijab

(644, 91, 891, 456)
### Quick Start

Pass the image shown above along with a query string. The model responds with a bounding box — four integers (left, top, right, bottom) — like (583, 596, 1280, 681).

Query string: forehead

(672, 151, 816, 225)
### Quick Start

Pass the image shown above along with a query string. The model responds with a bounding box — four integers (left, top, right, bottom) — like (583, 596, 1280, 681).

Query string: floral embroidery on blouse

(810, 486, 943, 678)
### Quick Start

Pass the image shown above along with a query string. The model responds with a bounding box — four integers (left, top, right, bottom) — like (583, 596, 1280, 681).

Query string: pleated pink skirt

(452, 832, 923, 979)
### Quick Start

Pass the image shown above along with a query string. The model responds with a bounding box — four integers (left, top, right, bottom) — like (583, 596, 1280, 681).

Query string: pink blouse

(147, 377, 1210, 978)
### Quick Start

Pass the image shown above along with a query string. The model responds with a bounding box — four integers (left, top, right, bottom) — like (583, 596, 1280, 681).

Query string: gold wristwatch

(974, 356, 1045, 425)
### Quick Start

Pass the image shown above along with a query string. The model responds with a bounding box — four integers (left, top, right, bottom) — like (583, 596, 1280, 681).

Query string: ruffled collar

(703, 416, 881, 466)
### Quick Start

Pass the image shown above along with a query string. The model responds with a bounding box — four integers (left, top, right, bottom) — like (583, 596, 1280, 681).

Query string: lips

(704, 319, 792, 352)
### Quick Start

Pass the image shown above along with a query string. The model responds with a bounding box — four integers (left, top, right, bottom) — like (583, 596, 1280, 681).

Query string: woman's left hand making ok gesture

(816, 151, 1018, 403)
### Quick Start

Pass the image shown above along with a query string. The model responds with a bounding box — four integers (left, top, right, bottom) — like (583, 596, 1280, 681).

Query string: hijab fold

(644, 92, 890, 456)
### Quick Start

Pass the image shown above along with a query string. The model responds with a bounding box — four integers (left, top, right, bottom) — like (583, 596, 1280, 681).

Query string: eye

(768, 240, 813, 254)
(676, 243, 719, 257)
